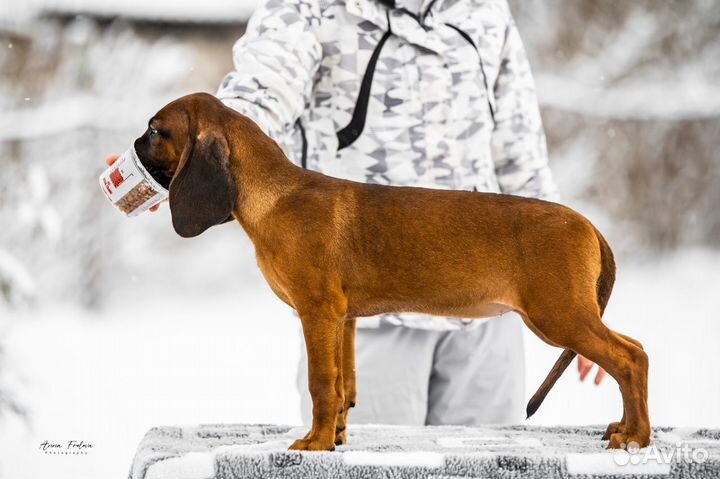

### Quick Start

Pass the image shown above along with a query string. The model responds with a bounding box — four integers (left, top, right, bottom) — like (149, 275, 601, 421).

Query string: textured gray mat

(129, 424, 720, 479)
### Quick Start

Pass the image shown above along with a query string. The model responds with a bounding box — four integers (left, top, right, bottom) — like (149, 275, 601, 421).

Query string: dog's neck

(225, 115, 306, 236)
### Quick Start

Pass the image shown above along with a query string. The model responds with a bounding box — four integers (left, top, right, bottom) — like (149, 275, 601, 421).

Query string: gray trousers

(296, 314, 526, 427)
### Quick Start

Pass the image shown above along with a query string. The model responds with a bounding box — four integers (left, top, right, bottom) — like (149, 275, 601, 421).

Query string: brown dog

(133, 92, 650, 451)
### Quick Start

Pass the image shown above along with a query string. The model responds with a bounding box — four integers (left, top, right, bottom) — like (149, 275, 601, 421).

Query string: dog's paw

(602, 421, 624, 440)
(335, 430, 347, 446)
(607, 432, 652, 450)
(289, 437, 335, 452)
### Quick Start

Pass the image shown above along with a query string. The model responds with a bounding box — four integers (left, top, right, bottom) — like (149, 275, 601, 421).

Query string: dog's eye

(149, 128, 159, 138)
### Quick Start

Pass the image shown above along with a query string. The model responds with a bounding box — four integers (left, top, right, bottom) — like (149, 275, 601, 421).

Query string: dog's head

(134, 93, 238, 238)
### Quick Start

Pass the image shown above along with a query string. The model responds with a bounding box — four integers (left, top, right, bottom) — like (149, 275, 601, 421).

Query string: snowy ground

(0, 248, 718, 479)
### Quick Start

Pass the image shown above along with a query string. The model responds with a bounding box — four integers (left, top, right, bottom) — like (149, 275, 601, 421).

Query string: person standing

(106, 0, 605, 428)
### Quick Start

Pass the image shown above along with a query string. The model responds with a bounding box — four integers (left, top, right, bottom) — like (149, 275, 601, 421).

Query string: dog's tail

(525, 349, 576, 419)
(593, 227, 616, 317)
(525, 227, 616, 419)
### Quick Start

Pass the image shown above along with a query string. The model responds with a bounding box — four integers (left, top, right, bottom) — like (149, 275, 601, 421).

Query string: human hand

(578, 355, 606, 385)
(105, 154, 164, 212)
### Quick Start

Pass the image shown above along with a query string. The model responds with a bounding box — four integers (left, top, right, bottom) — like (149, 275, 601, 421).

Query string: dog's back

(282, 177, 603, 322)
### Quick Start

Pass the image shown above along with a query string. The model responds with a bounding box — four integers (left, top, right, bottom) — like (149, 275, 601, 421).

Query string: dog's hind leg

(290, 299, 346, 451)
(527, 309, 651, 449)
(602, 332, 646, 440)
(335, 318, 357, 446)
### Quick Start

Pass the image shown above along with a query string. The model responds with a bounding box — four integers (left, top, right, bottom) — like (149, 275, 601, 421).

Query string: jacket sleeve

(216, 0, 322, 140)
(490, 15, 559, 201)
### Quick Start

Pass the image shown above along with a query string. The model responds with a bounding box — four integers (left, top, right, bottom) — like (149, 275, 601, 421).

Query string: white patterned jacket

(217, 0, 559, 330)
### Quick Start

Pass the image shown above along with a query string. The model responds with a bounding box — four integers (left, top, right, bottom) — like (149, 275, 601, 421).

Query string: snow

(0, 283, 300, 478)
(0, 247, 718, 479)
(0, 250, 36, 309)
(0, 95, 162, 141)
(531, 9, 720, 120)
(519, 3, 720, 120)
(536, 74, 720, 120)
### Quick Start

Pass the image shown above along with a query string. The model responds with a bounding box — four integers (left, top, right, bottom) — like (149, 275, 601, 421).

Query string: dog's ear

(169, 130, 238, 238)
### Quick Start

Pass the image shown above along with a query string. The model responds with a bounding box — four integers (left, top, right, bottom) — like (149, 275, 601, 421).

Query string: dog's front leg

(335, 318, 356, 445)
(290, 306, 344, 451)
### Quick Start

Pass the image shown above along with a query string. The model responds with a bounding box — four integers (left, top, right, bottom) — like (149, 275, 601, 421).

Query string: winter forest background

(1, 0, 719, 478)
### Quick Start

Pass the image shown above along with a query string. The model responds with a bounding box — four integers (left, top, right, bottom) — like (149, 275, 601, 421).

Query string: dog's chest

(254, 253, 295, 308)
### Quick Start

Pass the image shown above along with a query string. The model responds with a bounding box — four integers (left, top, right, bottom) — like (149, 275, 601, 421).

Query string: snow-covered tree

(0, 249, 34, 421)
(510, 0, 720, 251)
